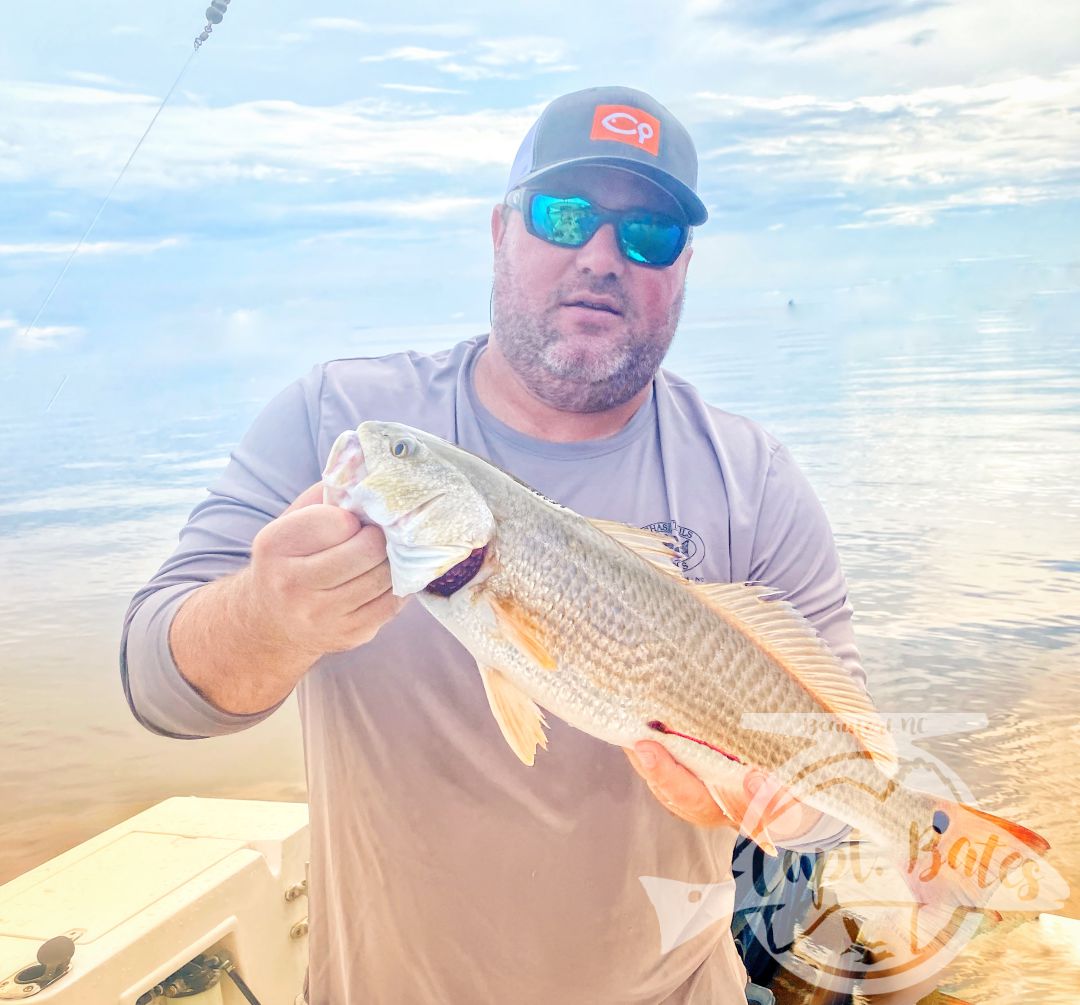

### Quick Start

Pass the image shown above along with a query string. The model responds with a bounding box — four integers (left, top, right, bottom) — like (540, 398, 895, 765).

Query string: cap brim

(512, 156, 708, 226)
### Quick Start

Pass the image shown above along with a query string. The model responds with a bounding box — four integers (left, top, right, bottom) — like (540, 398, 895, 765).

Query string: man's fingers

(284, 481, 327, 515)
(304, 525, 392, 591)
(626, 741, 727, 825)
(265, 503, 362, 558)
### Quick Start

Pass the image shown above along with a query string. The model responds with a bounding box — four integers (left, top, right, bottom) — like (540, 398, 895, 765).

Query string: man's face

(490, 166, 693, 414)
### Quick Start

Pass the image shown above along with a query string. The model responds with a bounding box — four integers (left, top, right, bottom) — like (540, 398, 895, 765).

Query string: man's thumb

(283, 481, 327, 515)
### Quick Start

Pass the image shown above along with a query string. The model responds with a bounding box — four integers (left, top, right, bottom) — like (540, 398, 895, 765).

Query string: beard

(490, 253, 684, 414)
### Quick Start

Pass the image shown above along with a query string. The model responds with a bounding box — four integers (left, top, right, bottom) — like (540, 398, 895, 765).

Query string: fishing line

(31, 1, 235, 409)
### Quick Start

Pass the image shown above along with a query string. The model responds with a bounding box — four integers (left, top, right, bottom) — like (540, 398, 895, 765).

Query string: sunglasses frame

(505, 187, 690, 269)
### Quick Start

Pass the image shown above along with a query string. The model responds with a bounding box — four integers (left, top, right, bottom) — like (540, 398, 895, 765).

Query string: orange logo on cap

(590, 104, 661, 156)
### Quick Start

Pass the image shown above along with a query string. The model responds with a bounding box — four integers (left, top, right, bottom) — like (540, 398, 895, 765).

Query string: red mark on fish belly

(647, 720, 742, 763)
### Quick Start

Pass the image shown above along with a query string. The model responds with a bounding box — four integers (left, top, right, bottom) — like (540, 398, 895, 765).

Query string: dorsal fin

(688, 581, 898, 775)
(586, 518, 684, 576)
(586, 517, 897, 775)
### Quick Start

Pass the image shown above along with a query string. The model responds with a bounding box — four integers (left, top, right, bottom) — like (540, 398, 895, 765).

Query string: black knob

(37, 936, 75, 981)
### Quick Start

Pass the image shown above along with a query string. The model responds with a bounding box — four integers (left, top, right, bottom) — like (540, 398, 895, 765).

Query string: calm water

(1, 308, 1078, 1001)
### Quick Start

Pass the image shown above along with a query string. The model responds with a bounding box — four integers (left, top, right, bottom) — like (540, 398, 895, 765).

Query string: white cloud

(287, 195, 492, 221)
(380, 84, 465, 95)
(0, 81, 537, 190)
(66, 71, 125, 88)
(693, 67, 1080, 221)
(841, 183, 1080, 228)
(0, 238, 183, 257)
(360, 46, 455, 64)
(678, 0, 1080, 91)
(306, 18, 473, 37)
(0, 317, 84, 351)
(438, 36, 575, 80)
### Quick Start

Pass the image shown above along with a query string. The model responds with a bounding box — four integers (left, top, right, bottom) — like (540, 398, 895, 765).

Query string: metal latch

(0, 934, 78, 999)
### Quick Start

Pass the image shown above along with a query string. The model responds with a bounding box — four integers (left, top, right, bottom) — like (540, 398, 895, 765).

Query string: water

(1, 310, 1078, 1002)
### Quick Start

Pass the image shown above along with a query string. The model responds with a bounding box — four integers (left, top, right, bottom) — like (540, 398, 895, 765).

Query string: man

(122, 86, 863, 1003)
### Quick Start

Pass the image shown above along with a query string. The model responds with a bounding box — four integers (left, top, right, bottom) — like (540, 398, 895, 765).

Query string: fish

(321, 420, 1067, 931)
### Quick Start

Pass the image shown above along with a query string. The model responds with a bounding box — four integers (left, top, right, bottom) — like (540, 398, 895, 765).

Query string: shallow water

(1, 309, 1077, 1000)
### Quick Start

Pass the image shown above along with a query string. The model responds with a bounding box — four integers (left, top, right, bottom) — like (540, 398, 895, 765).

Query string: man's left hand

(624, 740, 824, 844)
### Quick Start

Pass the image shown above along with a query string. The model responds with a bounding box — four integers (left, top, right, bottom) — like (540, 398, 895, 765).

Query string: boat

(1, 798, 1074, 1003)
(0, 798, 308, 1003)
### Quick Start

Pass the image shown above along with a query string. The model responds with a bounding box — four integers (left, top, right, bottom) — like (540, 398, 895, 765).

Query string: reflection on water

(2, 311, 1078, 1000)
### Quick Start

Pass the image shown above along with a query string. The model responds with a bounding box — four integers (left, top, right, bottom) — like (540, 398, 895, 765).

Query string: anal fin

(706, 781, 778, 857)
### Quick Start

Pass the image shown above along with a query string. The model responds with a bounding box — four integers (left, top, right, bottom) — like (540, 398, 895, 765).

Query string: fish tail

(900, 794, 1067, 919)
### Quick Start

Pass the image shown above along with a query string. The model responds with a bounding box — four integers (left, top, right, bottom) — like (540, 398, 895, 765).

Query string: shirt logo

(590, 104, 661, 156)
(643, 520, 706, 575)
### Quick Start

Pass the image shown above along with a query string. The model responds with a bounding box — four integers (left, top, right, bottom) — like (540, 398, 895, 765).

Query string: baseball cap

(506, 85, 707, 226)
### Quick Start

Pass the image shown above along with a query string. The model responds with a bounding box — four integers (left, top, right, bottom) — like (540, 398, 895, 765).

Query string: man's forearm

(169, 570, 317, 715)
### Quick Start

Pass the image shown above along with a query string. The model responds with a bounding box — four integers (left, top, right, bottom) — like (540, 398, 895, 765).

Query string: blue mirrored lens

(619, 215, 685, 266)
(525, 193, 686, 267)
(529, 195, 599, 247)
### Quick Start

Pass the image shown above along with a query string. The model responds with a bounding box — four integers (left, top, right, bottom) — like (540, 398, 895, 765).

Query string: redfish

(322, 420, 1067, 932)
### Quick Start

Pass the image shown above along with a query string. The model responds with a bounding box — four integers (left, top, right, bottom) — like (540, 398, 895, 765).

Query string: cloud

(0, 238, 183, 257)
(438, 36, 575, 80)
(0, 317, 84, 351)
(66, 71, 126, 88)
(380, 84, 465, 95)
(688, 0, 947, 37)
(0, 81, 537, 190)
(840, 183, 1080, 227)
(693, 68, 1080, 223)
(286, 196, 492, 222)
(305, 18, 473, 37)
(360, 46, 455, 64)
(357, 36, 573, 79)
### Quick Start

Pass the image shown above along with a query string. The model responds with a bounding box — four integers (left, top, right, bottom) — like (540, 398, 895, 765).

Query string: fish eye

(390, 437, 417, 458)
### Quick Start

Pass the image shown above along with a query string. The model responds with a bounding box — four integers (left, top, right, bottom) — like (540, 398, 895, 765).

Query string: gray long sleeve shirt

(121, 335, 863, 1004)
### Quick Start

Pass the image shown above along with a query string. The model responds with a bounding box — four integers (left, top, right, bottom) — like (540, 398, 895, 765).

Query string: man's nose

(574, 222, 625, 276)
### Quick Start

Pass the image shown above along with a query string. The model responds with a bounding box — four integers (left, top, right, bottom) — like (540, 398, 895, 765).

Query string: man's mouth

(561, 296, 623, 316)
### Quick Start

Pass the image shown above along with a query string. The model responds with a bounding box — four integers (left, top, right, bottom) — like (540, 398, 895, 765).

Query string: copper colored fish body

(323, 421, 1065, 924)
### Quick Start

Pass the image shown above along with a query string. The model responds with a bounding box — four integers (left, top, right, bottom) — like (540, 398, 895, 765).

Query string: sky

(2, 0, 1078, 414)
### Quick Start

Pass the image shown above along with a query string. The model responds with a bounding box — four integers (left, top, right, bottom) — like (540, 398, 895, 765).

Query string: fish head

(323, 421, 496, 597)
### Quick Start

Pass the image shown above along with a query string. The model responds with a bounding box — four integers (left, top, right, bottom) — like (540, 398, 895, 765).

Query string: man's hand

(244, 482, 408, 660)
(170, 481, 408, 715)
(625, 741, 824, 846)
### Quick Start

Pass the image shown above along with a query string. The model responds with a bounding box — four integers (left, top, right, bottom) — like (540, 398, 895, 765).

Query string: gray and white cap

(506, 85, 708, 225)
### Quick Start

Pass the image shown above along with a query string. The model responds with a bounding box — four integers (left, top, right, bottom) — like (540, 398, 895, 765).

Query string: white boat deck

(0, 798, 309, 1004)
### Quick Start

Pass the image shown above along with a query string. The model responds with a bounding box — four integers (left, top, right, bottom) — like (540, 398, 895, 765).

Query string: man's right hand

(170, 481, 408, 715)
(244, 482, 408, 660)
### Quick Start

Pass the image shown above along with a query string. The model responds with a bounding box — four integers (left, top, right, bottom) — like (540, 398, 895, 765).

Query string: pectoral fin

(479, 664, 549, 766)
(486, 593, 557, 671)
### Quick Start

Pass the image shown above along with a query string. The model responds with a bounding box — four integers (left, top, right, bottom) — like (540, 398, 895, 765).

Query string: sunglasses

(505, 188, 689, 268)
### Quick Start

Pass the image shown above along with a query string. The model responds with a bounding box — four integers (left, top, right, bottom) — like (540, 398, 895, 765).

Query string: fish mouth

(323, 429, 369, 508)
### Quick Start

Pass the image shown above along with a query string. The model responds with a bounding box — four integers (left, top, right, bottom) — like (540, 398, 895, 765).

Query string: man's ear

(491, 203, 509, 252)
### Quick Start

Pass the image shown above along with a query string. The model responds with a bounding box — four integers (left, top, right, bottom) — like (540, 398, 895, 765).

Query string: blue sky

(2, 0, 1078, 414)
